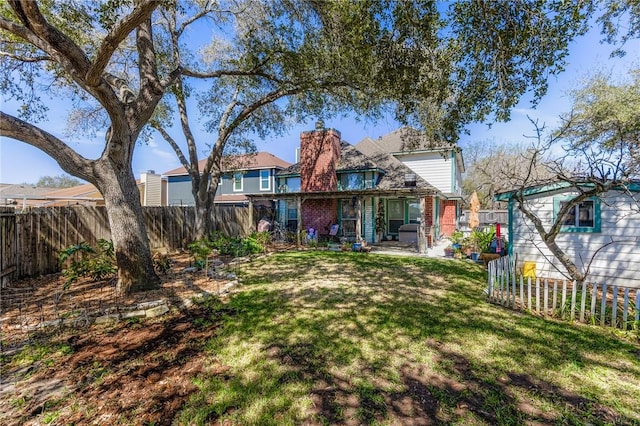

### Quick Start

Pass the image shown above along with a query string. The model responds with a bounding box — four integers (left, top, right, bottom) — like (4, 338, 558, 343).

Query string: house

(495, 181, 640, 288)
(458, 210, 508, 236)
(0, 171, 165, 208)
(163, 152, 291, 207)
(247, 124, 465, 251)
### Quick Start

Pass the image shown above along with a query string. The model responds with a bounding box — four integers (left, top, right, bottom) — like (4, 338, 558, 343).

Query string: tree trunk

(97, 164, 160, 294)
(192, 174, 220, 241)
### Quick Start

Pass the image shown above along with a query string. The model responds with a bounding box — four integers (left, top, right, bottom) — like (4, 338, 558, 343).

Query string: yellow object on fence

(523, 261, 536, 279)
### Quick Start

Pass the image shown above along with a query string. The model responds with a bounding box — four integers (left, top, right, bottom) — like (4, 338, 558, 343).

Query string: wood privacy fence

(0, 205, 254, 283)
(487, 255, 640, 331)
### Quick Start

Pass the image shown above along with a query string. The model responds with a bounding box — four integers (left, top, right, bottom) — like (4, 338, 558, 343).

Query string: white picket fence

(487, 255, 640, 330)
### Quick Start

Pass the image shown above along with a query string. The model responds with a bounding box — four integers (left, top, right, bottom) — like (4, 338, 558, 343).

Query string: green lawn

(177, 251, 640, 425)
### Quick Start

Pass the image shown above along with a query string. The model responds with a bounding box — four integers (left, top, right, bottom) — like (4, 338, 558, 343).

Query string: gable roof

(277, 141, 380, 175)
(163, 152, 291, 176)
(362, 127, 456, 154)
(355, 137, 439, 192)
(278, 138, 439, 193)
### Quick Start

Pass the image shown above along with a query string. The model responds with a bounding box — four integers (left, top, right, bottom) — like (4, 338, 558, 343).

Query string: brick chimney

(300, 121, 341, 192)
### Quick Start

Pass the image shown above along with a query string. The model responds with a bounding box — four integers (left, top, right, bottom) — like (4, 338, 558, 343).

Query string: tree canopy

(33, 174, 81, 188)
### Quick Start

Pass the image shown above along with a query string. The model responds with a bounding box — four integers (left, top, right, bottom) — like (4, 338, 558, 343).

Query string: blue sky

(1, 24, 638, 185)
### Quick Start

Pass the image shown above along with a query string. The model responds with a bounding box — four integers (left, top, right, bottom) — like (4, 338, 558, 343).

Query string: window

(233, 172, 243, 192)
(339, 173, 364, 190)
(387, 199, 404, 234)
(260, 169, 270, 191)
(278, 177, 300, 193)
(286, 200, 298, 231)
(554, 197, 601, 233)
(408, 201, 421, 224)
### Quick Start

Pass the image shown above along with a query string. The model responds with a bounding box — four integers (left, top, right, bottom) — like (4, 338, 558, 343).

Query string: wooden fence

(0, 205, 255, 283)
(487, 255, 640, 331)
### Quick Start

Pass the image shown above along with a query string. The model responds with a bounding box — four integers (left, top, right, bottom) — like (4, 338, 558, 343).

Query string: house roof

(495, 180, 640, 202)
(163, 152, 291, 176)
(43, 183, 104, 200)
(277, 142, 380, 175)
(275, 137, 439, 194)
(362, 127, 456, 154)
(355, 138, 439, 192)
(0, 183, 53, 198)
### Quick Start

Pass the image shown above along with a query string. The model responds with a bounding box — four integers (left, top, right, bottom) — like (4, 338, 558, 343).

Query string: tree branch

(0, 112, 94, 182)
(86, 0, 160, 87)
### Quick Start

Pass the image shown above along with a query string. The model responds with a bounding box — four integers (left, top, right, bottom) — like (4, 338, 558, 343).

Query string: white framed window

(260, 169, 271, 191)
(233, 172, 243, 192)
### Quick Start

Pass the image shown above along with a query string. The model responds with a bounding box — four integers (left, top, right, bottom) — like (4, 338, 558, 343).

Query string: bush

(59, 239, 116, 288)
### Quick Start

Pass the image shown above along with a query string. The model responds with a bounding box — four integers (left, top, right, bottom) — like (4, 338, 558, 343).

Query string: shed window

(553, 197, 601, 233)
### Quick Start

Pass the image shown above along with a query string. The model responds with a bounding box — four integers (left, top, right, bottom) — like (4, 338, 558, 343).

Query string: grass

(175, 251, 640, 425)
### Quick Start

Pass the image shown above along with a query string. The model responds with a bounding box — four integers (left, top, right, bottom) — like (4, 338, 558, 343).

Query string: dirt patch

(0, 303, 232, 426)
(0, 252, 247, 424)
(0, 253, 243, 345)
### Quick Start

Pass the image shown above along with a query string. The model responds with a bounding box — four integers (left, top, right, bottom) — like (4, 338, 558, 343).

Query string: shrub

(188, 239, 214, 269)
(58, 239, 116, 289)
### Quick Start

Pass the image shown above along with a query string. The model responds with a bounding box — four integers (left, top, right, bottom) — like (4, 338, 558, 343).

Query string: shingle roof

(278, 142, 379, 175)
(163, 152, 291, 176)
(355, 138, 439, 192)
(361, 127, 455, 153)
(278, 139, 440, 193)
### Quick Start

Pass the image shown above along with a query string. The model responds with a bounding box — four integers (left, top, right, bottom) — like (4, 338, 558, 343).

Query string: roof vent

(404, 173, 416, 187)
(146, 170, 156, 174)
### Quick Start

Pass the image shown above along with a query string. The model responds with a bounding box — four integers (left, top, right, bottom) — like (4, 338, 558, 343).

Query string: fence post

(544, 279, 549, 317)
(580, 281, 587, 323)
(519, 275, 524, 310)
(511, 257, 517, 308)
(570, 280, 577, 321)
(600, 283, 608, 327)
(561, 280, 567, 317)
(622, 288, 630, 331)
(611, 285, 619, 328)
(590, 283, 598, 324)
(487, 260, 493, 300)
(527, 277, 532, 313)
(635, 289, 640, 325)
(535, 278, 540, 314)
(552, 280, 558, 315)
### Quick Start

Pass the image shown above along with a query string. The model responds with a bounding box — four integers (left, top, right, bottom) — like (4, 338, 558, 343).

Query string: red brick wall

(439, 200, 458, 237)
(302, 199, 337, 236)
(423, 196, 434, 227)
(300, 129, 341, 192)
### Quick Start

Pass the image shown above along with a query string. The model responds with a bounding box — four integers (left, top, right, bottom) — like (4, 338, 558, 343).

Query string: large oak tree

(0, 0, 176, 293)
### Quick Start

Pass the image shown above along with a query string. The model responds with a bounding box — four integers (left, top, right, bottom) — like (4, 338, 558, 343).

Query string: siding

(167, 169, 277, 205)
(511, 190, 640, 288)
(396, 152, 453, 193)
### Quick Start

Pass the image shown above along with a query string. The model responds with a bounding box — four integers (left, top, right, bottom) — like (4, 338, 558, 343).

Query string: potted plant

(444, 245, 455, 258)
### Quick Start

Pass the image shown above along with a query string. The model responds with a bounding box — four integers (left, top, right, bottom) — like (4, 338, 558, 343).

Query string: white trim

(260, 169, 271, 191)
(233, 172, 243, 192)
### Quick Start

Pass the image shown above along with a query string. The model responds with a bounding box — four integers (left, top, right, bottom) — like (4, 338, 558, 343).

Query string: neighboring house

(0, 183, 53, 209)
(458, 210, 508, 235)
(0, 171, 164, 208)
(495, 182, 640, 288)
(247, 124, 464, 250)
(163, 152, 291, 207)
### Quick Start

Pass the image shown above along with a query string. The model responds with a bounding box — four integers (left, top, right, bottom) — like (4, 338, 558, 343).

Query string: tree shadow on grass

(177, 251, 640, 425)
